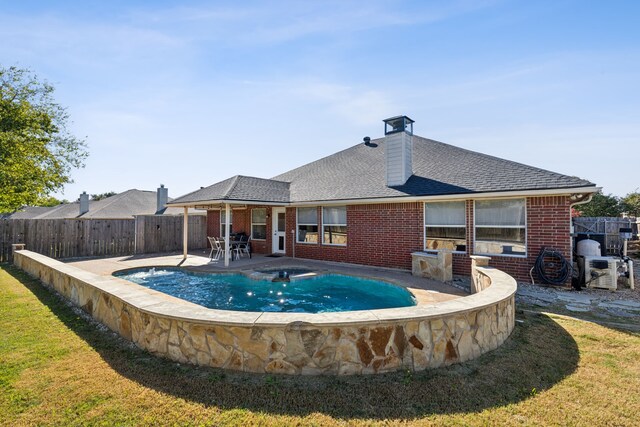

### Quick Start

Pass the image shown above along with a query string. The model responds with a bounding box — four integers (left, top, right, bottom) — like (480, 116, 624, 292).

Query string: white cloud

(125, 0, 500, 45)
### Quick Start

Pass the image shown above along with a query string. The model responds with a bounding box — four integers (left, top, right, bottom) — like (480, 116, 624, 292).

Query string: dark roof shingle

(6, 189, 186, 219)
(272, 135, 594, 201)
(169, 134, 595, 205)
(170, 176, 290, 205)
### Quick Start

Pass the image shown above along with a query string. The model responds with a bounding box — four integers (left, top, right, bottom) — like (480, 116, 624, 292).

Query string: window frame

(423, 200, 467, 254)
(321, 206, 347, 247)
(296, 207, 319, 244)
(220, 210, 232, 236)
(251, 208, 267, 240)
(473, 198, 527, 258)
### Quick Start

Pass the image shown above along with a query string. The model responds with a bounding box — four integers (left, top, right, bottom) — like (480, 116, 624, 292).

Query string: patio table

(220, 238, 245, 261)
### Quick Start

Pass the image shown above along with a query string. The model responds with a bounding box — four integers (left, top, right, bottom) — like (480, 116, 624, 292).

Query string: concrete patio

(66, 249, 467, 305)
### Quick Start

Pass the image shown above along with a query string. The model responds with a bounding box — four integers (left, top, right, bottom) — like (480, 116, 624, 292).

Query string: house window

(322, 206, 347, 246)
(474, 199, 526, 256)
(220, 210, 232, 236)
(251, 208, 266, 240)
(424, 201, 466, 252)
(297, 207, 318, 243)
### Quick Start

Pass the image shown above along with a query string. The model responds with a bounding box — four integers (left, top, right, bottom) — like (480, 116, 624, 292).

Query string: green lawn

(1, 264, 639, 426)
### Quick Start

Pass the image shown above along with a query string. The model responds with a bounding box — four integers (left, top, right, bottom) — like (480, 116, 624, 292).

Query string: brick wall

(288, 203, 423, 270)
(206, 206, 272, 254)
(455, 196, 571, 282)
(207, 196, 572, 283)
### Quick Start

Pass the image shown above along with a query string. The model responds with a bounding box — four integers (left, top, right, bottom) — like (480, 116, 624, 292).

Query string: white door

(272, 207, 286, 254)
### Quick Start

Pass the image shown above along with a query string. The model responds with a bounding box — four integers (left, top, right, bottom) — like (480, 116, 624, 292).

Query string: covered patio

(168, 175, 292, 268)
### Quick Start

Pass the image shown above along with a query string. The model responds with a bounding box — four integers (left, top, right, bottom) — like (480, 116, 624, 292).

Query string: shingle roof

(6, 189, 187, 219)
(4, 206, 53, 219)
(169, 134, 596, 205)
(170, 175, 290, 205)
(274, 135, 595, 202)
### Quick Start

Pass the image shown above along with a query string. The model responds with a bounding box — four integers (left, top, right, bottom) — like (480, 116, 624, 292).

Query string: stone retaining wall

(14, 250, 516, 375)
(411, 251, 452, 282)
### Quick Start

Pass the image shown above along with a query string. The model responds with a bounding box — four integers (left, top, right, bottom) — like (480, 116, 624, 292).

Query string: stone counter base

(14, 250, 516, 375)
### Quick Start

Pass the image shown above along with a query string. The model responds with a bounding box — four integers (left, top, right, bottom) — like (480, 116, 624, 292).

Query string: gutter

(166, 186, 600, 209)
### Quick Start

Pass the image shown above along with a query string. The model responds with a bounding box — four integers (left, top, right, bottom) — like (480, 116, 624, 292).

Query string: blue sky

(1, 1, 638, 200)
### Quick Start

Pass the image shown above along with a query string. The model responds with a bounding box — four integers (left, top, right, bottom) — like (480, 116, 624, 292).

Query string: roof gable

(272, 135, 594, 202)
(6, 189, 183, 219)
(169, 134, 596, 206)
(170, 175, 290, 205)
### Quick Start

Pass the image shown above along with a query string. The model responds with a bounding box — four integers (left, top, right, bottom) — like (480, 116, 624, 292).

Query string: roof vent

(383, 115, 414, 135)
(363, 136, 378, 147)
(383, 115, 414, 187)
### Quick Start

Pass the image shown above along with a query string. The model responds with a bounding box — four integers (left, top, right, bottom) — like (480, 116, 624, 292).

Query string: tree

(574, 192, 622, 217)
(36, 195, 69, 207)
(621, 191, 640, 217)
(0, 66, 88, 212)
(90, 191, 116, 201)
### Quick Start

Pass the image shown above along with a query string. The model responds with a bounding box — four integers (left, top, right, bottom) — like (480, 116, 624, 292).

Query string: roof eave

(167, 185, 598, 208)
(288, 185, 599, 206)
(166, 198, 290, 208)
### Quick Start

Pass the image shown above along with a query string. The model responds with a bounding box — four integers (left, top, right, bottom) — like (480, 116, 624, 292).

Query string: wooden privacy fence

(573, 216, 639, 254)
(0, 215, 207, 263)
(0, 218, 135, 262)
(135, 215, 207, 254)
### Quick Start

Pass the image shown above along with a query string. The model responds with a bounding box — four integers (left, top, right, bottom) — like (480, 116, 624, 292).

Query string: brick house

(168, 116, 597, 282)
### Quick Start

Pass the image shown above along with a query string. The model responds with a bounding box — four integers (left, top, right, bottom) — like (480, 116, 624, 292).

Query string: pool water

(115, 268, 416, 313)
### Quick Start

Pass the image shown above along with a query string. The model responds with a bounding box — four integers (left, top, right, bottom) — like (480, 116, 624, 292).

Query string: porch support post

(224, 203, 231, 267)
(183, 207, 189, 259)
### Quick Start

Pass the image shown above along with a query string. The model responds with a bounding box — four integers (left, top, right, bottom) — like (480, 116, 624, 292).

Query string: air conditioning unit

(583, 256, 618, 290)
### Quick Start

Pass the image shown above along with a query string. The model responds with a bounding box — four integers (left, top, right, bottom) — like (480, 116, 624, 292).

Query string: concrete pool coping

(14, 249, 516, 374)
(66, 251, 468, 307)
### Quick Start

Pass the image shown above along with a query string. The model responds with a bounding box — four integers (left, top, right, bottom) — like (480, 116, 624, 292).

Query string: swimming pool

(115, 268, 416, 313)
(16, 250, 517, 374)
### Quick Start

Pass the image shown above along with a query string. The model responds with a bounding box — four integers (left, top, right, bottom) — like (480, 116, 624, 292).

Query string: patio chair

(237, 235, 251, 259)
(208, 236, 223, 261)
(220, 236, 241, 261)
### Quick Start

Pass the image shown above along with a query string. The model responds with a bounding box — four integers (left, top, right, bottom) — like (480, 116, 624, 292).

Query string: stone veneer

(411, 251, 452, 282)
(14, 250, 516, 375)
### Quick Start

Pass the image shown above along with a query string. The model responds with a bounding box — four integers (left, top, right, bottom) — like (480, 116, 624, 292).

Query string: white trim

(475, 225, 526, 229)
(423, 201, 467, 254)
(224, 203, 231, 267)
(321, 206, 347, 247)
(272, 207, 286, 254)
(251, 208, 267, 241)
(473, 198, 528, 258)
(182, 207, 188, 259)
(220, 210, 232, 236)
(166, 186, 600, 208)
(296, 207, 318, 244)
(170, 200, 289, 208)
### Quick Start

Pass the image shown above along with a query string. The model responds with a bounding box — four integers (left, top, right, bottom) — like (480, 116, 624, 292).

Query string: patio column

(224, 203, 230, 267)
(183, 207, 189, 259)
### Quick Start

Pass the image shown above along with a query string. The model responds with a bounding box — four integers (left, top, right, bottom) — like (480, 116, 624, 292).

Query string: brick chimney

(156, 184, 168, 214)
(79, 191, 89, 216)
(383, 115, 414, 187)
